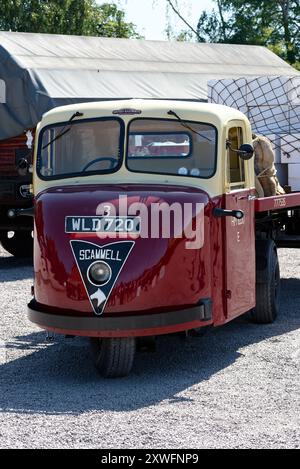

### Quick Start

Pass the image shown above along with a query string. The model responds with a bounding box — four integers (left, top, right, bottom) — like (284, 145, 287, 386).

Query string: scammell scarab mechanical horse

(23, 99, 300, 377)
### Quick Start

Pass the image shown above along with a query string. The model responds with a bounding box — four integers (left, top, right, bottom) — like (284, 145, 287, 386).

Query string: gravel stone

(0, 245, 299, 449)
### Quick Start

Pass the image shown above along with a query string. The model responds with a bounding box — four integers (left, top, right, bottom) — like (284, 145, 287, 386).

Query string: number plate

(65, 216, 141, 234)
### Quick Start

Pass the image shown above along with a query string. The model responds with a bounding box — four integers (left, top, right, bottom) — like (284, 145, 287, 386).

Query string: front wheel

(251, 240, 280, 324)
(90, 337, 136, 378)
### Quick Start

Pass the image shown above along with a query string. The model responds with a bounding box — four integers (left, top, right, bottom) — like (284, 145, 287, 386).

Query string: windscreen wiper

(167, 110, 213, 142)
(42, 111, 84, 150)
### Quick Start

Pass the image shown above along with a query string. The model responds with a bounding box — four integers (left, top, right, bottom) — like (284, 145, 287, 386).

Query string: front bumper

(28, 299, 213, 338)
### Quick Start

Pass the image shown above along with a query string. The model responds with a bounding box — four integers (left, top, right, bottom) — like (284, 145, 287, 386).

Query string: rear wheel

(0, 230, 33, 258)
(90, 337, 136, 378)
(251, 239, 280, 324)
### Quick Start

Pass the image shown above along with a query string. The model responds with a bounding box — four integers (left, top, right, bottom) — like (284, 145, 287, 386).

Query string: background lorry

(26, 98, 300, 378)
(0, 132, 33, 256)
(0, 31, 298, 256)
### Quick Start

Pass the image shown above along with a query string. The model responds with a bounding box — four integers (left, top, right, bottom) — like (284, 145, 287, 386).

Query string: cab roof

(40, 99, 249, 128)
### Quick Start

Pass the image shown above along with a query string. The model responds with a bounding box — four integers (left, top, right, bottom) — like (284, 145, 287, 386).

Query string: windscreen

(38, 118, 122, 179)
(127, 119, 217, 178)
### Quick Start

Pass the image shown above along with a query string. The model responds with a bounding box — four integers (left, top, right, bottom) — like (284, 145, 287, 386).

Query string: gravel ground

(0, 245, 299, 449)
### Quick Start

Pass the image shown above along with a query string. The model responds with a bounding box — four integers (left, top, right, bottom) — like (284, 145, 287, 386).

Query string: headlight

(88, 261, 112, 286)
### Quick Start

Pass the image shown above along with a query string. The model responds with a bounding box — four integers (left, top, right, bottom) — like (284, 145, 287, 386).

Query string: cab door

(224, 124, 256, 320)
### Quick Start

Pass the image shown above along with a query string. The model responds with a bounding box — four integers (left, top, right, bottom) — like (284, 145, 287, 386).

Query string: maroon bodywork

(30, 184, 237, 337)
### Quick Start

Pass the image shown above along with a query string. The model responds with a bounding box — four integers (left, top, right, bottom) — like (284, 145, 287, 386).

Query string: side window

(227, 127, 246, 190)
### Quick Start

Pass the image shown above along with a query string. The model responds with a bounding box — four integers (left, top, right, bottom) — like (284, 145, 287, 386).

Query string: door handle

(237, 194, 256, 201)
(213, 208, 244, 220)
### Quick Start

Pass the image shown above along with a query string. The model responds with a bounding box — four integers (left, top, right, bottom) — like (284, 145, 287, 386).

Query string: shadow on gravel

(0, 254, 33, 282)
(0, 278, 299, 416)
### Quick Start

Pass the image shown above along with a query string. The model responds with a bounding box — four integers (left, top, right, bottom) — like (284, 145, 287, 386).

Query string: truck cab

(28, 99, 287, 377)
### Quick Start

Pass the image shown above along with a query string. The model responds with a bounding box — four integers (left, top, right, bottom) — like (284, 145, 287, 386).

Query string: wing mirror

(226, 141, 254, 161)
(16, 130, 34, 176)
(17, 157, 33, 176)
(237, 144, 254, 161)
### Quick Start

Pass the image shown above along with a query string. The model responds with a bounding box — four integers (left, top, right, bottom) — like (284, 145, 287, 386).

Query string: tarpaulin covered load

(208, 76, 300, 191)
(0, 30, 299, 140)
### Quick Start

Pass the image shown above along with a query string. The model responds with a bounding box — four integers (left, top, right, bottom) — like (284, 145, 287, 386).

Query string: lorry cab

(28, 99, 264, 377)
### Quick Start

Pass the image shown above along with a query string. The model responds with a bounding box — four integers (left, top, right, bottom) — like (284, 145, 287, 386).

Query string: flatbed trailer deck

(255, 193, 300, 213)
(255, 192, 300, 248)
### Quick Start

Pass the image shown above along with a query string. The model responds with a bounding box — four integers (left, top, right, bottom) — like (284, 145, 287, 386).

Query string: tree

(165, 0, 201, 40)
(165, 0, 300, 68)
(0, 1, 141, 38)
(197, 1, 299, 65)
(96, 3, 141, 38)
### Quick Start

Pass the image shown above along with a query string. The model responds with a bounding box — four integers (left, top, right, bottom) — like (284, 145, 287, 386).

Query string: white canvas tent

(0, 30, 298, 140)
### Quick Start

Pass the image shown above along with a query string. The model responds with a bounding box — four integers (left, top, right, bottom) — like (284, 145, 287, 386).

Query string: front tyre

(251, 240, 280, 324)
(90, 337, 136, 378)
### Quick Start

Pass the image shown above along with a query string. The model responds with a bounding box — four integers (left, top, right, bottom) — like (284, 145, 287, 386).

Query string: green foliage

(292, 61, 300, 71)
(197, 0, 300, 65)
(96, 3, 141, 38)
(0, 1, 141, 38)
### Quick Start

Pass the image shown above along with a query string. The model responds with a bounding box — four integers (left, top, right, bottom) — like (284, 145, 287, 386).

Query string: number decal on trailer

(274, 198, 287, 209)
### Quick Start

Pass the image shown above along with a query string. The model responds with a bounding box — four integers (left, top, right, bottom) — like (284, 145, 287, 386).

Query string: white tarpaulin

(0, 31, 299, 140)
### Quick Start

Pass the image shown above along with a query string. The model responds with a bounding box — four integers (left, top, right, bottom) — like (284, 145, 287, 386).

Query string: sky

(97, 0, 215, 41)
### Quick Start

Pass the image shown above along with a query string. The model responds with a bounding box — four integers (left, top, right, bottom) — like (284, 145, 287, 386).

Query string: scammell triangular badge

(70, 240, 135, 316)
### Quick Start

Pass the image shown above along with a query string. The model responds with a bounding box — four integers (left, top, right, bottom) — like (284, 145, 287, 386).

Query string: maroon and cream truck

(23, 99, 300, 377)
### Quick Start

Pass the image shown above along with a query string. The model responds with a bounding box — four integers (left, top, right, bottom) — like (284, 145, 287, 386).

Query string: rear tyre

(90, 337, 136, 378)
(251, 240, 280, 324)
(0, 230, 33, 258)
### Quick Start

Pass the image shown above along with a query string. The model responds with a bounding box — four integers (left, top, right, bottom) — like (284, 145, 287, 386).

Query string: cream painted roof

(34, 98, 255, 197)
(41, 99, 249, 127)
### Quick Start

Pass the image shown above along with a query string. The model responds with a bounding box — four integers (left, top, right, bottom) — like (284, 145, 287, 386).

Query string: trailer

(21, 99, 299, 377)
